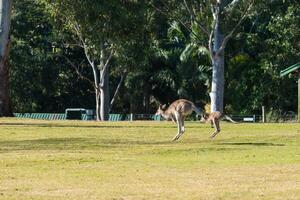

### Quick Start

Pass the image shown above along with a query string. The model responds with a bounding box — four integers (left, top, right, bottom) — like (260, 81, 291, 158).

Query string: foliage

(8, 0, 300, 115)
(224, 0, 300, 114)
(10, 0, 94, 112)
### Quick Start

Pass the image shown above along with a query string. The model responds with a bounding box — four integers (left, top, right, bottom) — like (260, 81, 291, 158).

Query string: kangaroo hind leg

(172, 112, 183, 141)
(175, 116, 185, 140)
(210, 119, 220, 139)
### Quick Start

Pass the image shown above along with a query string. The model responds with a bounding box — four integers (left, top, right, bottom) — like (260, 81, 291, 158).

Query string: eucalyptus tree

(152, 0, 255, 112)
(0, 0, 12, 116)
(45, 0, 143, 120)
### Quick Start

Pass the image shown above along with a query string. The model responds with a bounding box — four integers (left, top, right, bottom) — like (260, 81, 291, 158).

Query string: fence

(14, 113, 125, 121)
(13, 111, 298, 122)
(13, 113, 280, 122)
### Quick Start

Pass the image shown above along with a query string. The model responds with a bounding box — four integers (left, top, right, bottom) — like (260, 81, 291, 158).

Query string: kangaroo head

(155, 104, 167, 115)
(200, 113, 209, 122)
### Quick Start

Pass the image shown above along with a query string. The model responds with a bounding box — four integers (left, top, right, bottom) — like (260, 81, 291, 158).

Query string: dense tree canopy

(7, 0, 300, 118)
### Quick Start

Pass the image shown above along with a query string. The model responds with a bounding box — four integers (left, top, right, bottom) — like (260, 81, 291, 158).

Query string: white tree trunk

(100, 68, 110, 121)
(210, 53, 224, 113)
(209, 5, 224, 113)
(95, 88, 101, 121)
(0, 0, 12, 116)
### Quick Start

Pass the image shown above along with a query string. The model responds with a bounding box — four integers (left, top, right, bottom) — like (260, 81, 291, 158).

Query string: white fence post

(130, 113, 133, 122)
(262, 106, 265, 123)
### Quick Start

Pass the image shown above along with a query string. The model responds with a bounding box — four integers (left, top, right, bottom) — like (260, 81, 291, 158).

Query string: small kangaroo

(155, 99, 202, 141)
(200, 111, 237, 138)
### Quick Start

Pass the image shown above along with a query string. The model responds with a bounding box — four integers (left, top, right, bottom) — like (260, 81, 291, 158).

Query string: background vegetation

(9, 0, 300, 115)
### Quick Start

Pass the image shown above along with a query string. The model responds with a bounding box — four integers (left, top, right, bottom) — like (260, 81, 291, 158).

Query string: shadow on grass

(0, 122, 201, 129)
(0, 122, 131, 128)
(217, 142, 285, 146)
(0, 133, 239, 153)
(0, 138, 87, 153)
(0, 137, 249, 155)
(0, 137, 182, 153)
(0, 122, 207, 129)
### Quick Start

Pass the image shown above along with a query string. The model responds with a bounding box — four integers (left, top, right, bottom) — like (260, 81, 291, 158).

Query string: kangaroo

(200, 111, 237, 139)
(155, 99, 202, 141)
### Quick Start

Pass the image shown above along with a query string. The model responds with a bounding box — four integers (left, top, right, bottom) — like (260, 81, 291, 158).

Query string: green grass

(0, 118, 300, 200)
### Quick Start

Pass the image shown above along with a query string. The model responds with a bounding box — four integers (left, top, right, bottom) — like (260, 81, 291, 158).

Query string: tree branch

(73, 22, 95, 69)
(62, 55, 96, 90)
(211, 4, 217, 20)
(100, 49, 114, 88)
(216, 0, 254, 55)
(208, 29, 214, 60)
(109, 74, 125, 112)
(223, 0, 242, 12)
(182, 0, 210, 36)
(71, 22, 102, 91)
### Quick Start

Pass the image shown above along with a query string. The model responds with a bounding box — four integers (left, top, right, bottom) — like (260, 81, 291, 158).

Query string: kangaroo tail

(193, 105, 203, 115)
(224, 115, 238, 123)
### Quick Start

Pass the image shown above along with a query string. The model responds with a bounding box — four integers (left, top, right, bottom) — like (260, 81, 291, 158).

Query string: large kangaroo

(155, 99, 202, 141)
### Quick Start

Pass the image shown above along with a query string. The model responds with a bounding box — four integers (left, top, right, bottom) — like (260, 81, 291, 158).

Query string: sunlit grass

(0, 118, 300, 199)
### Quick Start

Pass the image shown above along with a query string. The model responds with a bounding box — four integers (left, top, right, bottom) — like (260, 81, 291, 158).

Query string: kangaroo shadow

(217, 142, 285, 146)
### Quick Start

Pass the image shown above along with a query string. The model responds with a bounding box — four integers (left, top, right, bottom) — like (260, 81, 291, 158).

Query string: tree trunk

(298, 73, 300, 123)
(0, 0, 12, 117)
(210, 56, 224, 113)
(95, 88, 101, 121)
(210, 14, 224, 113)
(100, 68, 110, 121)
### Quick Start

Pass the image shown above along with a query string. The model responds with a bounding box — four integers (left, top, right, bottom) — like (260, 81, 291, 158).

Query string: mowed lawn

(0, 118, 300, 200)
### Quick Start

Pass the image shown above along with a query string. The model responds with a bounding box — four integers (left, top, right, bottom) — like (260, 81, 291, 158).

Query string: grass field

(0, 118, 300, 200)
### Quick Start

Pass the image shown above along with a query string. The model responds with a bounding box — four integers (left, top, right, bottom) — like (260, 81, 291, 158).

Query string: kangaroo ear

(162, 104, 167, 109)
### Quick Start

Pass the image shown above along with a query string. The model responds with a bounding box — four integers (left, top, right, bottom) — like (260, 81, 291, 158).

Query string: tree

(45, 0, 143, 121)
(153, 0, 254, 112)
(0, 0, 13, 116)
(10, 0, 95, 113)
(8, 0, 300, 117)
